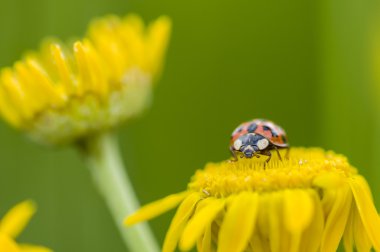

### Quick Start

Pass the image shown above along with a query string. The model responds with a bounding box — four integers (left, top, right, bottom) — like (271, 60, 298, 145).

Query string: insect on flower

(230, 118, 289, 162)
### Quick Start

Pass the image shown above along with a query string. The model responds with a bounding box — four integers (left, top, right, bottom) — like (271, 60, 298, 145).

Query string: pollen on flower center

(188, 148, 355, 197)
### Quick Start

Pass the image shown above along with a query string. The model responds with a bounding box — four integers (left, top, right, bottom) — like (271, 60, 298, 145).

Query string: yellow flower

(0, 14, 171, 146)
(0, 200, 51, 252)
(125, 148, 380, 252)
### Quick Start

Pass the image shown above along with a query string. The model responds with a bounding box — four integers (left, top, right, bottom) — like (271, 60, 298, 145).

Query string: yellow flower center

(188, 148, 356, 197)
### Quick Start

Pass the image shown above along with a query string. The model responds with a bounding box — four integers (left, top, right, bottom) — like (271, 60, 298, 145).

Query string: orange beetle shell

(230, 119, 288, 148)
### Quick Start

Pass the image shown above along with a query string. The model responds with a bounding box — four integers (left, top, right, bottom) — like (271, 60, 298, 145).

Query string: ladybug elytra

(230, 119, 289, 162)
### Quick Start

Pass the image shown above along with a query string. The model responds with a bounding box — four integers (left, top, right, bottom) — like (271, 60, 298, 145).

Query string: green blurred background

(0, 0, 379, 251)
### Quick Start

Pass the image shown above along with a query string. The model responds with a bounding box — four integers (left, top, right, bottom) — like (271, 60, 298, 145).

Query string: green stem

(81, 132, 159, 252)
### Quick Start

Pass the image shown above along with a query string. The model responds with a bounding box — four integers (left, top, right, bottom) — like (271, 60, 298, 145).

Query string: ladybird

(229, 119, 289, 162)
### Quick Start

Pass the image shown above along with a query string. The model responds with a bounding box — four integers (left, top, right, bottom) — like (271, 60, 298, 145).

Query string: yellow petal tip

(123, 216, 135, 226)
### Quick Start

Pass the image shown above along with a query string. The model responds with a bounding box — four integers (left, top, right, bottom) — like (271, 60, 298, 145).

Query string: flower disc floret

(189, 148, 354, 196)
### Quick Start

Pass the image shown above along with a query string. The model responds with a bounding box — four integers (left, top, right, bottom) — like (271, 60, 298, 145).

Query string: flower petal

(249, 233, 268, 252)
(267, 192, 290, 252)
(218, 192, 259, 252)
(343, 204, 354, 252)
(163, 192, 201, 252)
(0, 201, 36, 238)
(283, 189, 314, 233)
(283, 189, 314, 252)
(0, 233, 20, 252)
(19, 244, 52, 252)
(250, 196, 271, 252)
(124, 191, 189, 226)
(50, 43, 75, 95)
(146, 16, 172, 78)
(197, 223, 213, 252)
(349, 175, 380, 251)
(0, 87, 21, 128)
(299, 191, 324, 252)
(320, 183, 352, 252)
(353, 205, 372, 252)
(180, 198, 224, 251)
(343, 198, 373, 252)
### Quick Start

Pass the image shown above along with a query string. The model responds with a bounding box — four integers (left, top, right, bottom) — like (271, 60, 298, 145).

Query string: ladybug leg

(274, 146, 282, 161)
(256, 151, 271, 168)
(229, 146, 238, 162)
(261, 150, 272, 163)
(285, 147, 290, 159)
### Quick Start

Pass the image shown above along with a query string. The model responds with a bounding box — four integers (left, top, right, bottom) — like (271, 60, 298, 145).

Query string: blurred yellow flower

(125, 148, 380, 252)
(0, 200, 51, 252)
(0, 14, 171, 146)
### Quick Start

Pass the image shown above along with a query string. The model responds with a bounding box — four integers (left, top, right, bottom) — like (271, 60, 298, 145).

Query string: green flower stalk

(81, 132, 158, 252)
(0, 14, 171, 252)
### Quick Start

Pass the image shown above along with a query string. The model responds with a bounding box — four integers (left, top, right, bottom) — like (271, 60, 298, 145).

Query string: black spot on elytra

(247, 123, 257, 133)
(262, 125, 271, 132)
(263, 125, 278, 137)
(282, 135, 287, 143)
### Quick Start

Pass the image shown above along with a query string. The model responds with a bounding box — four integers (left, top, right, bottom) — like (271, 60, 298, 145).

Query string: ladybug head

(233, 133, 269, 158)
(241, 145, 257, 158)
